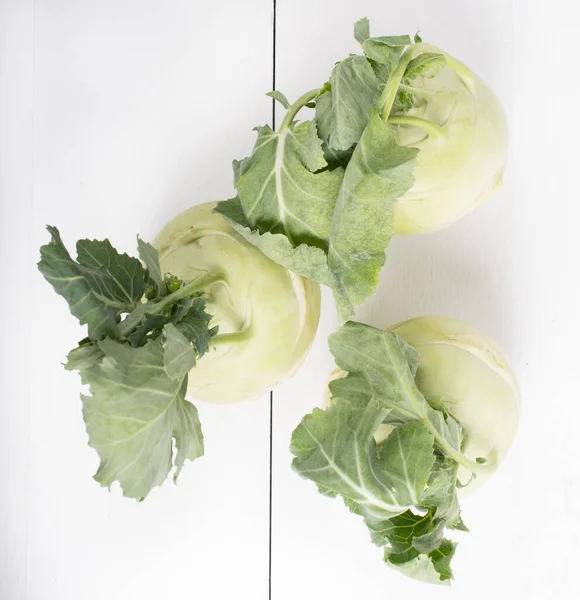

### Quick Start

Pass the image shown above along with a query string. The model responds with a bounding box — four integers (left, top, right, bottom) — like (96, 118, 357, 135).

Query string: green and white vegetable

(155, 202, 320, 403)
(292, 318, 519, 583)
(389, 316, 519, 493)
(218, 18, 508, 319)
(37, 202, 320, 499)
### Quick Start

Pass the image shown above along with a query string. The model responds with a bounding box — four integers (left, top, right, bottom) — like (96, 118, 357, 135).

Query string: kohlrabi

(154, 202, 320, 403)
(218, 18, 508, 319)
(38, 203, 320, 499)
(385, 51, 508, 234)
(292, 318, 519, 584)
(389, 316, 519, 493)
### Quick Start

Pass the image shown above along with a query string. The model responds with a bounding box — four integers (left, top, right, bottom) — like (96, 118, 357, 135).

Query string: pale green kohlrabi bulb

(389, 316, 519, 494)
(392, 58, 508, 235)
(154, 202, 320, 403)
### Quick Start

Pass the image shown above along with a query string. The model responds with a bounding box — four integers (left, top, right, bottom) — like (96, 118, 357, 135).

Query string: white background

(1, 1, 578, 599)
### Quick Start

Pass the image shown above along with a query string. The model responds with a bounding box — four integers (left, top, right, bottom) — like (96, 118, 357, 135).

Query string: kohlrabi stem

(378, 45, 419, 120)
(119, 271, 224, 337)
(432, 432, 498, 476)
(387, 116, 445, 138)
(211, 329, 252, 347)
(156, 271, 224, 311)
(280, 88, 321, 131)
(398, 84, 433, 99)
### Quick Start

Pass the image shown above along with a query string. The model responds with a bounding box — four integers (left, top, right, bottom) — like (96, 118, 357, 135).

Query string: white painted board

(1, 2, 273, 599)
(271, 1, 579, 599)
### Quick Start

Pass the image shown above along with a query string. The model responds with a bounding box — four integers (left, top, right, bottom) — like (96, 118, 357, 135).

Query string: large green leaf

(38, 227, 147, 339)
(80, 325, 203, 500)
(291, 321, 469, 584)
(213, 21, 449, 323)
(327, 115, 417, 318)
(75, 237, 147, 310)
(215, 198, 334, 287)
(328, 322, 466, 457)
(222, 112, 418, 323)
(292, 323, 440, 522)
(235, 121, 343, 248)
(292, 401, 435, 521)
(316, 55, 380, 152)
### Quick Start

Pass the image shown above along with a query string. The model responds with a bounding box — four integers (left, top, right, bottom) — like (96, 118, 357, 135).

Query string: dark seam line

(269, 6, 277, 600)
(268, 389, 273, 599)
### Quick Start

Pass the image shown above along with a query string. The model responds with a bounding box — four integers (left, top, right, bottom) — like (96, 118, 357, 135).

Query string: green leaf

(354, 18, 411, 60)
(292, 324, 437, 520)
(368, 59, 391, 86)
(235, 122, 343, 248)
(429, 539, 457, 581)
(172, 297, 217, 358)
(369, 510, 434, 555)
(321, 142, 354, 171)
(137, 236, 163, 292)
(353, 19, 412, 82)
(353, 17, 370, 44)
(412, 520, 447, 553)
(292, 401, 434, 522)
(121, 290, 216, 355)
(65, 343, 104, 380)
(125, 313, 169, 347)
(384, 539, 457, 584)
(233, 156, 252, 186)
(291, 321, 469, 583)
(75, 238, 147, 310)
(327, 115, 417, 318)
(420, 455, 463, 527)
(328, 323, 466, 455)
(369, 34, 413, 48)
(315, 91, 333, 142)
(80, 328, 203, 500)
(405, 52, 447, 80)
(163, 323, 196, 378)
(266, 90, 291, 109)
(361, 36, 411, 72)
(38, 227, 147, 340)
(320, 55, 380, 151)
(39, 229, 220, 499)
(215, 198, 334, 287)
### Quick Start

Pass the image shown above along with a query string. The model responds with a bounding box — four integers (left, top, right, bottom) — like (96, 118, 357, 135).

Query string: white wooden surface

(272, 1, 579, 599)
(1, 1, 579, 599)
(1, 2, 274, 599)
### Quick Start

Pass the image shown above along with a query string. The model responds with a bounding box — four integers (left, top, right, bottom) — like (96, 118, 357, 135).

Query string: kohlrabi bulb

(392, 58, 508, 235)
(389, 316, 519, 493)
(155, 202, 320, 403)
